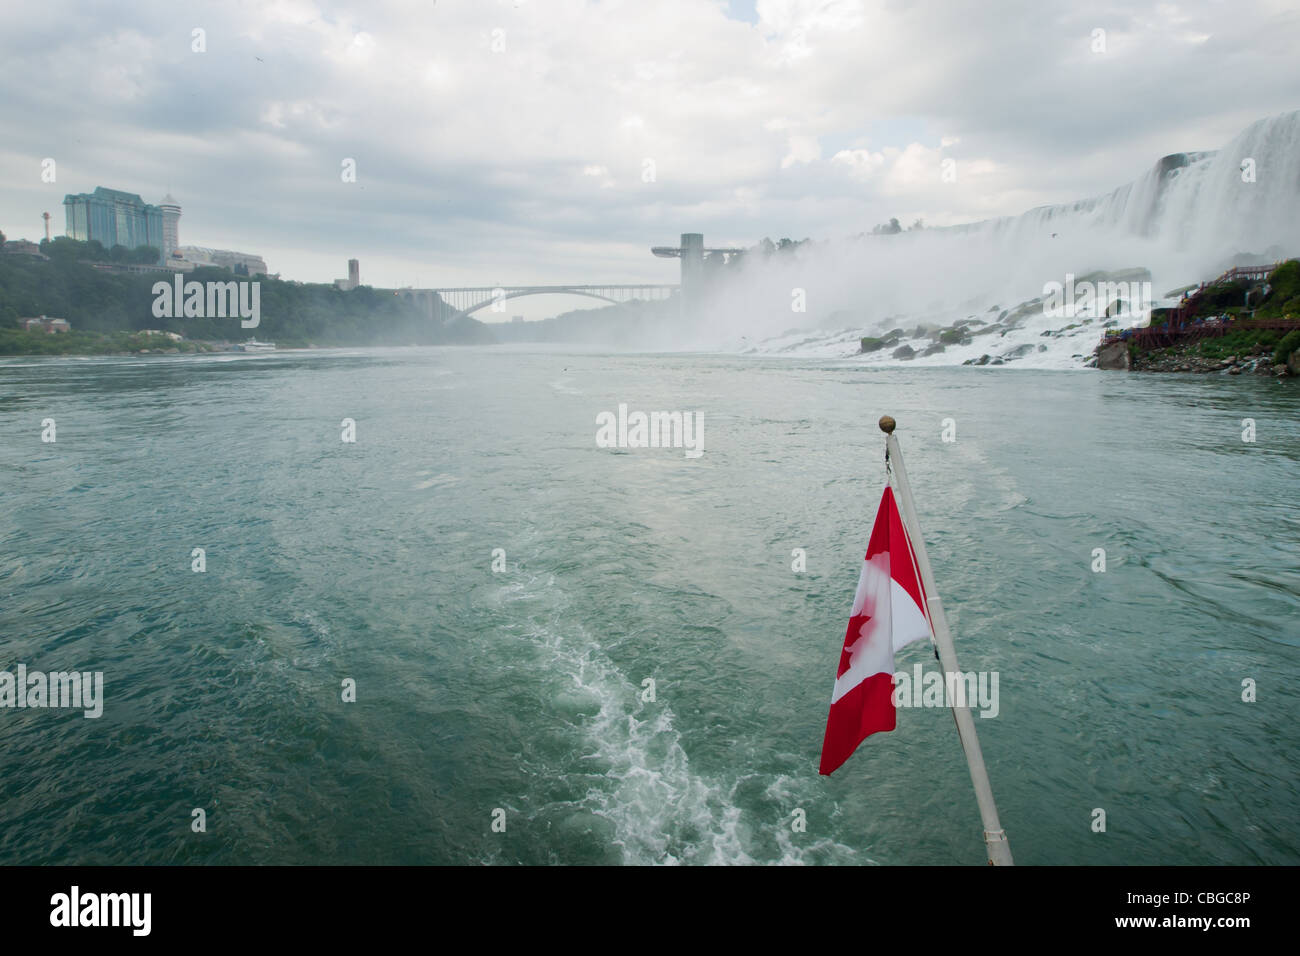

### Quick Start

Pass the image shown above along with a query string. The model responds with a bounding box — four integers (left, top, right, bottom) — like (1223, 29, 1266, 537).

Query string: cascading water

(697, 110, 1300, 368)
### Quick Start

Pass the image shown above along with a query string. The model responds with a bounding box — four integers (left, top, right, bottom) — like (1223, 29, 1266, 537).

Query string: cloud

(0, 0, 1296, 316)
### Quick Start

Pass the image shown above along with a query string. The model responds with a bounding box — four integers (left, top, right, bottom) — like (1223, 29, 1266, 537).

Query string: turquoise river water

(1, 347, 1296, 865)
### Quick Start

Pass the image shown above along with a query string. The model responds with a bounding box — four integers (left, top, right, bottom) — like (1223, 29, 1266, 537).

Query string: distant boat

(239, 338, 276, 352)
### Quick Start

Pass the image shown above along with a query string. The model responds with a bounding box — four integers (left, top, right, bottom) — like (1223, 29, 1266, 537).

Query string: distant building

(1, 239, 47, 259)
(159, 194, 182, 259)
(89, 262, 168, 276)
(335, 258, 360, 290)
(512, 315, 525, 323)
(21, 315, 70, 333)
(177, 245, 268, 276)
(63, 187, 164, 257)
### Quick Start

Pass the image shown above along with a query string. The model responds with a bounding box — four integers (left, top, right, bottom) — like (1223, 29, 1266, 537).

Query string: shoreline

(1132, 345, 1297, 376)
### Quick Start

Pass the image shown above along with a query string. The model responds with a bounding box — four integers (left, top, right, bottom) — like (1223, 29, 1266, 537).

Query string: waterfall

(700, 110, 1300, 366)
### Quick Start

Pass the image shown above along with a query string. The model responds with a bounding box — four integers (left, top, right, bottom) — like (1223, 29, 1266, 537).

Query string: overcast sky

(2, 0, 1298, 320)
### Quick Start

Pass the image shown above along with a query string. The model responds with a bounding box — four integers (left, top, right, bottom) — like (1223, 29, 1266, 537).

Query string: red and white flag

(819, 485, 933, 775)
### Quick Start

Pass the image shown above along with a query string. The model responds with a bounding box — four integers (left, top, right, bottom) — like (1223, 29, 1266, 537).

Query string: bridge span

(397, 284, 678, 322)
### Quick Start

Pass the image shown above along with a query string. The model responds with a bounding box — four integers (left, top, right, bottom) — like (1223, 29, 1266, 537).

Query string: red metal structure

(1107, 262, 1298, 349)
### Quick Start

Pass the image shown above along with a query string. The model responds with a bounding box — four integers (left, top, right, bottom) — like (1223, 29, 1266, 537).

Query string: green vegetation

(866, 218, 924, 235)
(938, 328, 969, 345)
(1193, 327, 1281, 360)
(1195, 278, 1251, 312)
(0, 239, 492, 353)
(1257, 260, 1300, 318)
(0, 329, 214, 356)
(38, 235, 161, 265)
(1273, 329, 1300, 365)
(1182, 260, 1300, 322)
(723, 237, 811, 270)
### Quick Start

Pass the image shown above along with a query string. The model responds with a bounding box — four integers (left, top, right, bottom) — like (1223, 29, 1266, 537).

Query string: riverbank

(0, 240, 494, 352)
(0, 328, 256, 357)
(1130, 330, 1299, 376)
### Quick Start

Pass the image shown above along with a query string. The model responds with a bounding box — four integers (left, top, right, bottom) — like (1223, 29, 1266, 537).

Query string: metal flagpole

(878, 415, 1014, 866)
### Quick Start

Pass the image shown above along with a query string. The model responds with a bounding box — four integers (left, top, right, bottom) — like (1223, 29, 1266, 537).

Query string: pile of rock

(1133, 349, 1291, 376)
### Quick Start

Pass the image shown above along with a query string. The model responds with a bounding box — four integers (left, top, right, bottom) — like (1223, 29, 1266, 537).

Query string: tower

(348, 258, 359, 288)
(650, 233, 744, 320)
(42, 212, 51, 242)
(679, 233, 703, 312)
(160, 193, 181, 259)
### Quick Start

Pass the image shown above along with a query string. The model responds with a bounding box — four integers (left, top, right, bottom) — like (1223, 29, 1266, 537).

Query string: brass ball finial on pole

(878, 415, 896, 434)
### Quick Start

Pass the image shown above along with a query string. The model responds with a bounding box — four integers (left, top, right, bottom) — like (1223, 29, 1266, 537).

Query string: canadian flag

(819, 485, 934, 775)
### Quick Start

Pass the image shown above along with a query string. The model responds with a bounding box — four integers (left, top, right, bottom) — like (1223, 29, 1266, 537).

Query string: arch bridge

(399, 284, 679, 321)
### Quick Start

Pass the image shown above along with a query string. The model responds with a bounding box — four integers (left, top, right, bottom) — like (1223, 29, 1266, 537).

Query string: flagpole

(878, 415, 1015, 866)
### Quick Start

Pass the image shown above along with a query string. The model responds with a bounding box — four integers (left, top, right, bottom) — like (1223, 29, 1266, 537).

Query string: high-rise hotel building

(62, 187, 169, 259)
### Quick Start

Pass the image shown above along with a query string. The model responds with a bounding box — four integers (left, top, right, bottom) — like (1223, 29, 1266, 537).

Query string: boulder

(1097, 342, 1130, 370)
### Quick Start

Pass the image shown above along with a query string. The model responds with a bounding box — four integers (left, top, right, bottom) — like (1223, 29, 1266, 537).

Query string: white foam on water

(763, 774, 864, 866)
(497, 575, 754, 865)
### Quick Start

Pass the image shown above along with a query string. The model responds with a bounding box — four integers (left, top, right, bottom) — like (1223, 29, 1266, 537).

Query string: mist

(667, 109, 1300, 364)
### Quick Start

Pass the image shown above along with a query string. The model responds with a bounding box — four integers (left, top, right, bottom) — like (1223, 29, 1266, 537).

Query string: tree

(42, 236, 83, 261)
(130, 245, 161, 265)
(872, 218, 902, 235)
(109, 244, 130, 262)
